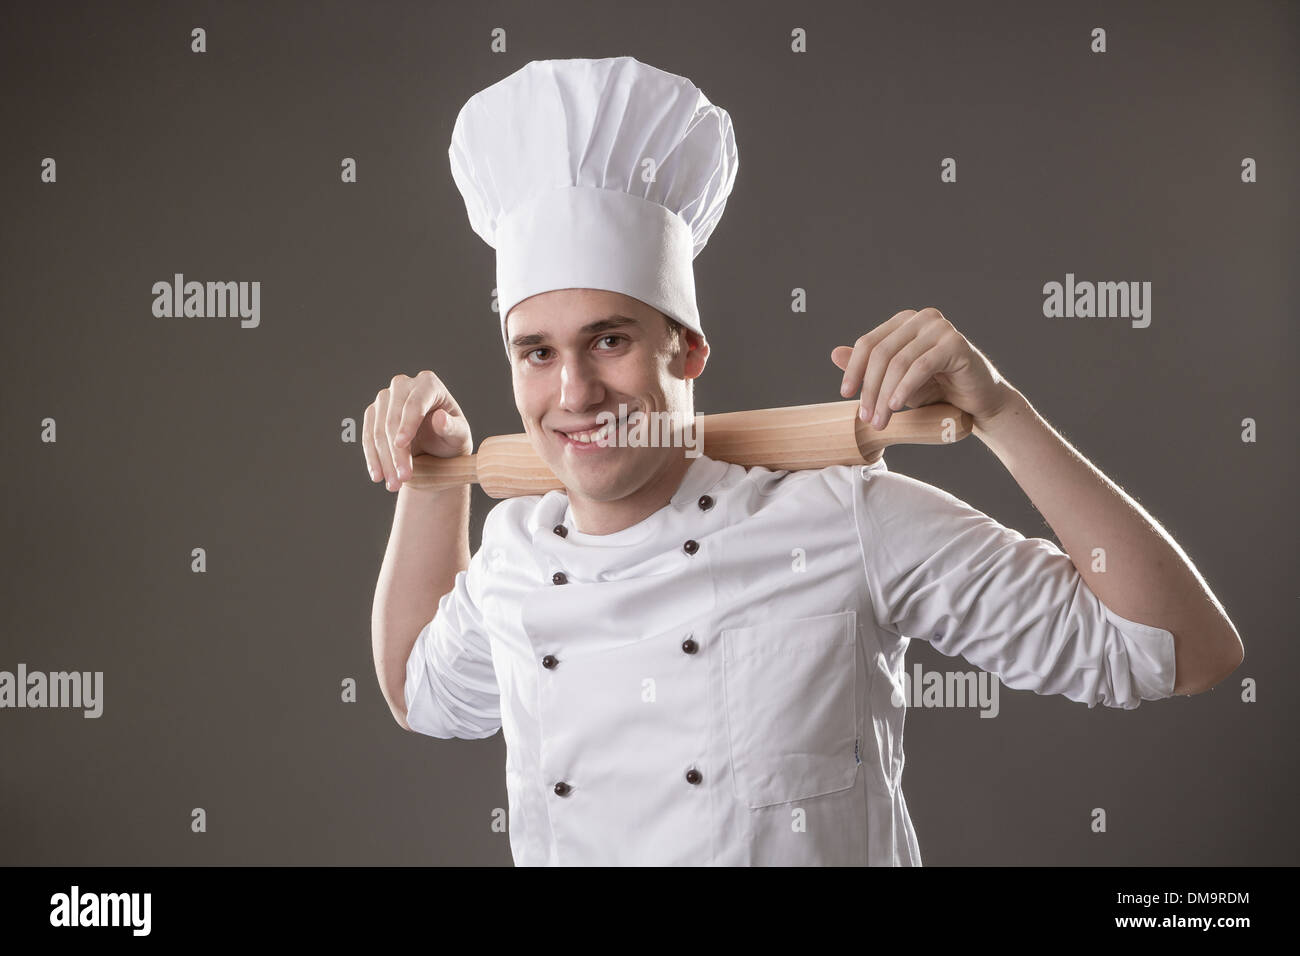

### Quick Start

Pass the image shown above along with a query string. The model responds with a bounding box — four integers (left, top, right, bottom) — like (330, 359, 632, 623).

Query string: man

(366, 58, 1243, 865)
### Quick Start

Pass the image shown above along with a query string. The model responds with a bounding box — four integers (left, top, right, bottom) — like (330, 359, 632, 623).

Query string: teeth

(564, 421, 616, 444)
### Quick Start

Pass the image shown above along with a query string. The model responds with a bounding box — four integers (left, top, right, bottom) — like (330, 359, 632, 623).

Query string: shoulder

(466, 493, 552, 594)
(726, 460, 880, 521)
(852, 461, 984, 519)
(791, 458, 985, 535)
(481, 491, 550, 542)
(845, 461, 1014, 565)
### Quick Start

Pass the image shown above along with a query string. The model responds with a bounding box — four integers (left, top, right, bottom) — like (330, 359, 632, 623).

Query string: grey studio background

(1, 0, 1296, 866)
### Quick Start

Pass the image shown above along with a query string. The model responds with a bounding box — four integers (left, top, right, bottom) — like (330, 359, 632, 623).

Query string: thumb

(436, 408, 469, 442)
(830, 346, 852, 371)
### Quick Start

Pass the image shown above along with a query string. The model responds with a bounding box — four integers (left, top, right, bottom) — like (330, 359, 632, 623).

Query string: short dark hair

(664, 314, 684, 346)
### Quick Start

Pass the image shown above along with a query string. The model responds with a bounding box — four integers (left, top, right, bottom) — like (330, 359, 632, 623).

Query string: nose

(559, 353, 606, 413)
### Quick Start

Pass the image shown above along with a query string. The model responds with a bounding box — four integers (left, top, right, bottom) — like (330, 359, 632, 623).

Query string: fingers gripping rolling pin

(404, 400, 972, 498)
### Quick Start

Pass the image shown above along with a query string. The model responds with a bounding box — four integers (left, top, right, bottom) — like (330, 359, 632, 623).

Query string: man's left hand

(831, 308, 1015, 430)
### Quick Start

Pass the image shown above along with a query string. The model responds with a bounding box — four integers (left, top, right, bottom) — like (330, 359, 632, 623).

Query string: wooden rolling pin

(404, 400, 972, 498)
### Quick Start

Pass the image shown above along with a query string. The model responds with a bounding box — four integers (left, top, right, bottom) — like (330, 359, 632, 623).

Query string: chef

(390, 56, 1243, 865)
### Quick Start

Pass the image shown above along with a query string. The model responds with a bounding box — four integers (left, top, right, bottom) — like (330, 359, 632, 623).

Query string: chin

(553, 455, 636, 500)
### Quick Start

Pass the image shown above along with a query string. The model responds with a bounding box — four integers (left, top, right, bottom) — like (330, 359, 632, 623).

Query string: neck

(567, 452, 694, 535)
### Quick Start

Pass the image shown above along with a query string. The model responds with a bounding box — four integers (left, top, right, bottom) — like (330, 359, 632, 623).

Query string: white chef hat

(448, 56, 739, 352)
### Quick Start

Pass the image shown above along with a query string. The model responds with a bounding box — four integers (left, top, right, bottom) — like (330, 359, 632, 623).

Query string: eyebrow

(510, 315, 640, 352)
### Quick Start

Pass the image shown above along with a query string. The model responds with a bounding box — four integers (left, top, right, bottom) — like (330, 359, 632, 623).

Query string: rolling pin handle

(404, 452, 479, 494)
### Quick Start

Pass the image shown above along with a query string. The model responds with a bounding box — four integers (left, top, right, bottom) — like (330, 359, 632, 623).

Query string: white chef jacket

(403, 454, 1177, 866)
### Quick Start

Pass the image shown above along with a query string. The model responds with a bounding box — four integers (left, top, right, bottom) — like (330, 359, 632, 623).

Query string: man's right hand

(363, 371, 474, 492)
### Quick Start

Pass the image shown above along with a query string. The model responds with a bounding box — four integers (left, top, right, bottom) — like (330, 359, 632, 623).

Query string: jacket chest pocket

(721, 609, 859, 809)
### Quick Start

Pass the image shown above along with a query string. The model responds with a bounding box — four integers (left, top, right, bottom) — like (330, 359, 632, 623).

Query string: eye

(523, 335, 625, 366)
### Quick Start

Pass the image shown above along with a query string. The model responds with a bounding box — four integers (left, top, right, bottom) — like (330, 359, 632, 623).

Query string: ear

(682, 329, 709, 380)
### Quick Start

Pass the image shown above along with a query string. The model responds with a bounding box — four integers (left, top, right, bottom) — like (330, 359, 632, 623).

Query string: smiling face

(506, 288, 709, 532)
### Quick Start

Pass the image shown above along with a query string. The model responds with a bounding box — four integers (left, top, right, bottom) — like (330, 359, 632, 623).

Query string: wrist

(972, 383, 1030, 442)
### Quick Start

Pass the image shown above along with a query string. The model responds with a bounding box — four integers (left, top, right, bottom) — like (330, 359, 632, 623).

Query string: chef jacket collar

(525, 453, 732, 547)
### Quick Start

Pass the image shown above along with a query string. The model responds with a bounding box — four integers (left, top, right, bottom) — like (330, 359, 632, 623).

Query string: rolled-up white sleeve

(403, 548, 502, 739)
(851, 464, 1177, 709)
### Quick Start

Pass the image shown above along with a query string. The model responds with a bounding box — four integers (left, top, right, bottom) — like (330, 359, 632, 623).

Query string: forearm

(972, 384, 1243, 695)
(371, 482, 472, 727)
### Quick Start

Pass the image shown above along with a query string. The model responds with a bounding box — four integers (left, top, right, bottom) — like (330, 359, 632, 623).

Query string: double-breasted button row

(549, 493, 712, 577)
(553, 771, 701, 797)
(542, 635, 696, 670)
(555, 545, 694, 569)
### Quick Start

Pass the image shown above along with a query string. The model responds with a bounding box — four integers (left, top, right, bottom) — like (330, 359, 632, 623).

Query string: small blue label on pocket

(854, 736, 861, 765)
